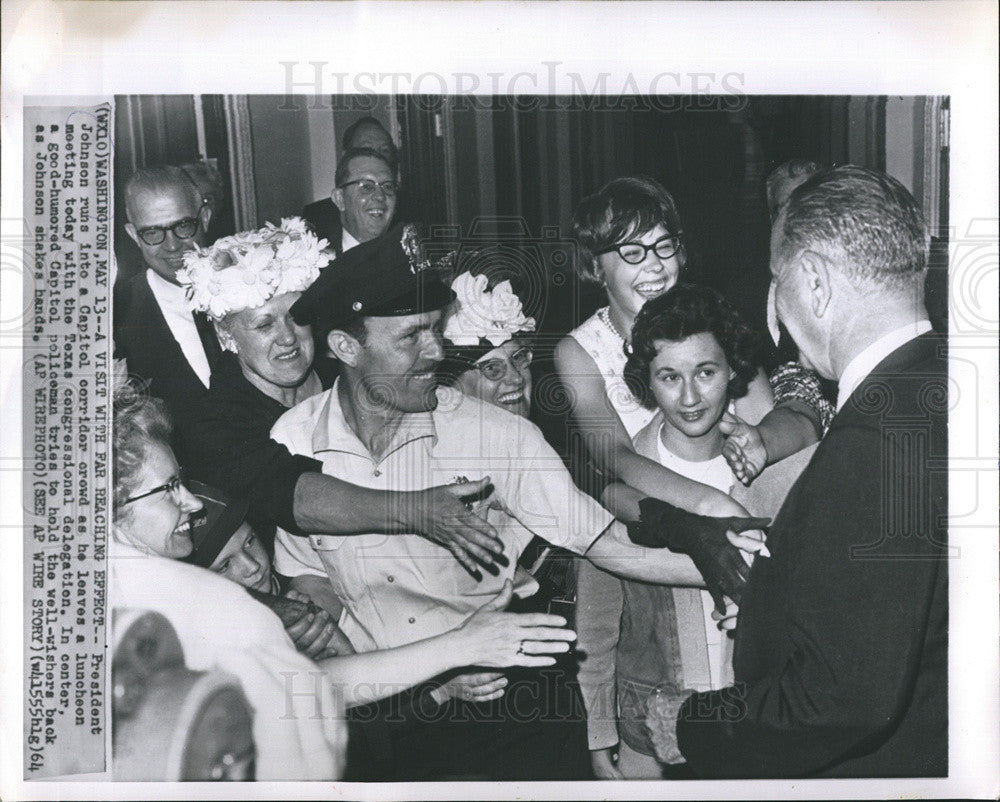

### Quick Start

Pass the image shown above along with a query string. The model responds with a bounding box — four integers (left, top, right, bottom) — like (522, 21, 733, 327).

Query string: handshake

(625, 498, 770, 615)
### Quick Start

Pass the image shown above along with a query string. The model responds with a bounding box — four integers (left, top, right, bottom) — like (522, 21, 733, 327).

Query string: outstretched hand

(250, 590, 356, 659)
(719, 411, 768, 486)
(431, 671, 508, 705)
(626, 498, 770, 613)
(455, 580, 577, 668)
(407, 477, 508, 580)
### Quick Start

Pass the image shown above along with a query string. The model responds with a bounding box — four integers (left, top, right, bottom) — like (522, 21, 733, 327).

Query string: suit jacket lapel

(126, 275, 210, 392)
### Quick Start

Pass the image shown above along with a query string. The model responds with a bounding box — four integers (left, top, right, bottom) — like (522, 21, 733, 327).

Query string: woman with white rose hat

(437, 271, 537, 419)
(436, 268, 593, 781)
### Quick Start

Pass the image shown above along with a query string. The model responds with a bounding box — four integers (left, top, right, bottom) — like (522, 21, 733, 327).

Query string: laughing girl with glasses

(555, 175, 832, 780)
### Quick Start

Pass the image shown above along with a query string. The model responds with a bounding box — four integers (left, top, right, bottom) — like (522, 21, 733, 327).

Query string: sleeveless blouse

(568, 307, 656, 439)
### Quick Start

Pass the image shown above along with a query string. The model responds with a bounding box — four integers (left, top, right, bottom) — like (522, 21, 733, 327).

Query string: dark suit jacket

(301, 198, 344, 257)
(676, 332, 948, 778)
(113, 271, 223, 462)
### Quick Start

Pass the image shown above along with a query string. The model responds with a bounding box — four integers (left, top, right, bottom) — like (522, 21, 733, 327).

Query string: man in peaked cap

(273, 224, 768, 780)
(290, 222, 452, 366)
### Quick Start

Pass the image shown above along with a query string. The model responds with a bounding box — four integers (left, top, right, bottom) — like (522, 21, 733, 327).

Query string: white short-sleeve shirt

(272, 382, 613, 652)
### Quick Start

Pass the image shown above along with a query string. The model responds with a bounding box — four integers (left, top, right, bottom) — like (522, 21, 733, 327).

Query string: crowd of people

(110, 116, 947, 781)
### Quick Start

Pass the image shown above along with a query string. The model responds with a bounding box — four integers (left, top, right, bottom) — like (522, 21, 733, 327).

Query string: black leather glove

(626, 498, 770, 613)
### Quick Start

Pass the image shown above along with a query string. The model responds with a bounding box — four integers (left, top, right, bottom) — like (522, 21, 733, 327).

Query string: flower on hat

(178, 217, 330, 319)
(443, 271, 536, 347)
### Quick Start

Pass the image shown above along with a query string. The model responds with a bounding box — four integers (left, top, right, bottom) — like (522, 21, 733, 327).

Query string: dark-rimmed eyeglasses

(122, 471, 187, 505)
(595, 233, 683, 265)
(337, 178, 398, 197)
(135, 217, 201, 246)
(463, 346, 533, 382)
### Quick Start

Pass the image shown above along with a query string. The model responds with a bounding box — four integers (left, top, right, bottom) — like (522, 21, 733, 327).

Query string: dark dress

(183, 352, 338, 535)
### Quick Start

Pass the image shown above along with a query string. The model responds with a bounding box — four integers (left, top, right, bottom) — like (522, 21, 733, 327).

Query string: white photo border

(2, 1, 997, 799)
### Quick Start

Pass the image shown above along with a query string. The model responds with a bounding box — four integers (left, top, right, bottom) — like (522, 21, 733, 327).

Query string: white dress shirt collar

(836, 319, 933, 411)
(341, 227, 360, 253)
(145, 269, 212, 388)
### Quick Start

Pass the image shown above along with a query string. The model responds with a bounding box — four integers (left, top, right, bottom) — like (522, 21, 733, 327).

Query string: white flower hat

(438, 270, 536, 381)
(443, 271, 536, 347)
(177, 217, 330, 320)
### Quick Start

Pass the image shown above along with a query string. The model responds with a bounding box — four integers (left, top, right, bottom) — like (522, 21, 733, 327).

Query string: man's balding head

(124, 165, 212, 284)
(342, 117, 396, 164)
(124, 165, 203, 224)
(769, 165, 930, 379)
(775, 165, 928, 293)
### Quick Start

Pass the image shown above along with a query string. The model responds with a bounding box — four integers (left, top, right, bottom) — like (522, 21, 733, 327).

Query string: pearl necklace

(598, 307, 630, 345)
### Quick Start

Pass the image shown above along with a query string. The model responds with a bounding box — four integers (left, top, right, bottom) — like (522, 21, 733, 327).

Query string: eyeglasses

(135, 217, 201, 246)
(595, 233, 683, 265)
(338, 178, 398, 197)
(465, 347, 533, 382)
(122, 470, 187, 505)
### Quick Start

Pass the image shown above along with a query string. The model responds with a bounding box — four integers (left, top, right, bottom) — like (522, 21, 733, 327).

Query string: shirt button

(408, 617, 415, 624)
(387, 575, 394, 583)
(374, 469, 382, 477)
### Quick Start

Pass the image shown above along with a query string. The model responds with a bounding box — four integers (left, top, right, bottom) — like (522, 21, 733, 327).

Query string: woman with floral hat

(437, 271, 538, 419)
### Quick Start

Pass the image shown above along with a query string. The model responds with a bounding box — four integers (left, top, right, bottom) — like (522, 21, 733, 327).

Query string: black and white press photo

(2, 3, 997, 799)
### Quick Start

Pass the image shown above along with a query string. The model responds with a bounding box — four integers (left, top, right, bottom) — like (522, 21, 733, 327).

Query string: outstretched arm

(292, 473, 505, 575)
(724, 365, 828, 485)
(318, 581, 576, 708)
(185, 390, 505, 572)
(554, 336, 750, 518)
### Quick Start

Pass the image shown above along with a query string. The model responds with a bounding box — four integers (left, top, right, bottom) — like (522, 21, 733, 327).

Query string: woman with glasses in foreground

(111, 380, 578, 780)
(111, 381, 347, 779)
(437, 270, 538, 419)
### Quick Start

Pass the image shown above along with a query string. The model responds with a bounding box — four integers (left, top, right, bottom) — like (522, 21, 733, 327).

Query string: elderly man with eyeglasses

(114, 164, 223, 463)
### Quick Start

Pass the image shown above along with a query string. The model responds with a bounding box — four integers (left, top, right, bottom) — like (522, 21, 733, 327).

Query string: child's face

(210, 522, 274, 594)
(649, 332, 734, 441)
(596, 223, 682, 320)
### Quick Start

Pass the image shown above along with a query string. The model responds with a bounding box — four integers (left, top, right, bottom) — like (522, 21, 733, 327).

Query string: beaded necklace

(598, 307, 630, 346)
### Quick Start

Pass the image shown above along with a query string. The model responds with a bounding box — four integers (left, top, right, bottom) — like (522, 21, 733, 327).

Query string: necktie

(193, 311, 223, 371)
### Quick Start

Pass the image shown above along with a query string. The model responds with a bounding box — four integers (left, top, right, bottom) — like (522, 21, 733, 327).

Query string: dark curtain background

(399, 95, 948, 461)
(114, 94, 948, 461)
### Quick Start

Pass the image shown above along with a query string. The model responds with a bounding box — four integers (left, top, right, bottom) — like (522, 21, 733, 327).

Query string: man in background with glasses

(114, 164, 222, 461)
(328, 147, 399, 255)
(302, 116, 409, 255)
